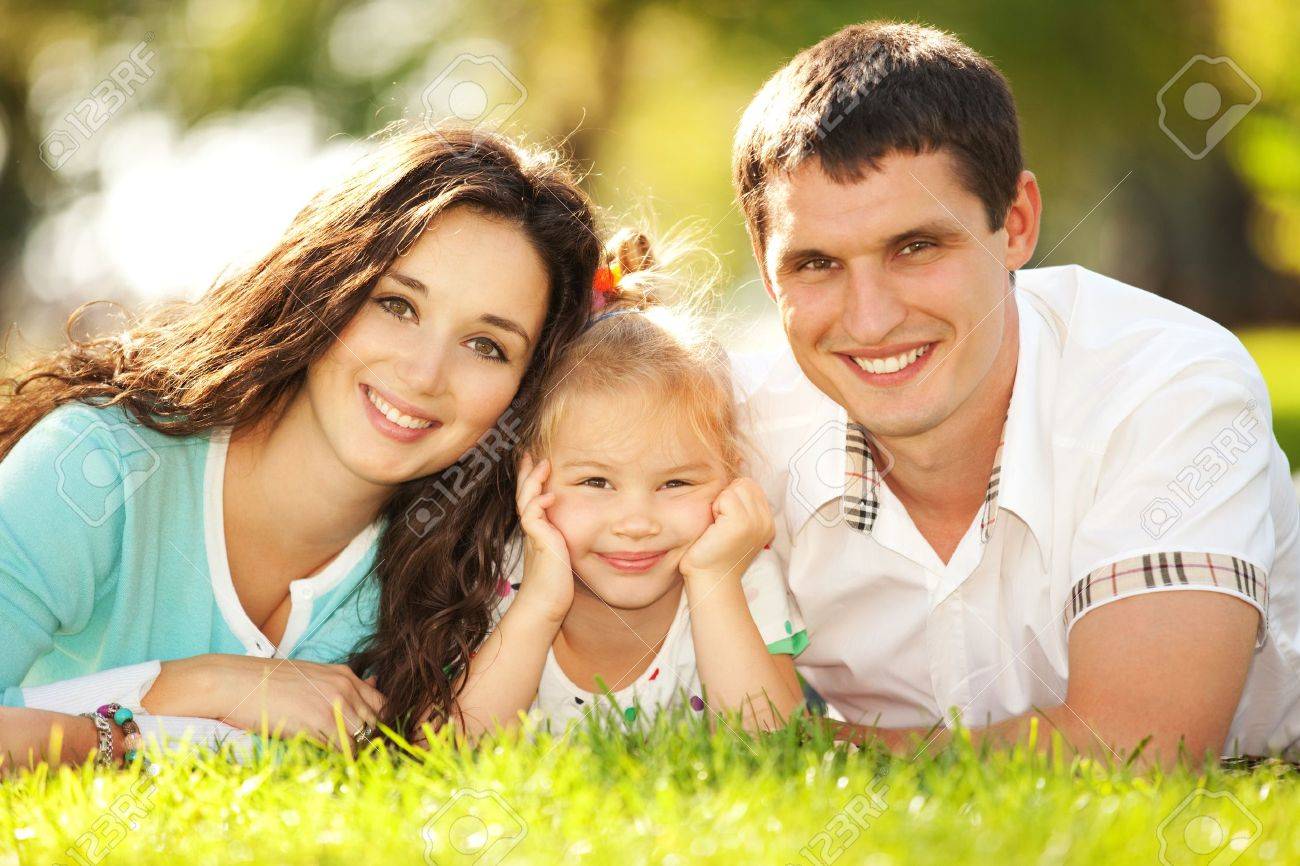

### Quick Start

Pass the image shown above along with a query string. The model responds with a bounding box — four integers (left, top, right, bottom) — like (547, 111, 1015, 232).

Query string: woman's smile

(359, 383, 442, 443)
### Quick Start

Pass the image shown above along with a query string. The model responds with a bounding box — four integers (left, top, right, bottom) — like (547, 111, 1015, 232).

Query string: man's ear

(1002, 169, 1042, 272)
(749, 232, 777, 303)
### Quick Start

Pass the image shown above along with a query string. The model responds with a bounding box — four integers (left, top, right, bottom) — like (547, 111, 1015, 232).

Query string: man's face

(758, 149, 1034, 439)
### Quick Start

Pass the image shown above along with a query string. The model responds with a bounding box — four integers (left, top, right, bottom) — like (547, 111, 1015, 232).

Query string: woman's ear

(1002, 169, 1042, 272)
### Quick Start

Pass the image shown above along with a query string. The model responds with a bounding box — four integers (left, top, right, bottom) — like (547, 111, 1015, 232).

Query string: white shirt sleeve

(20, 660, 161, 714)
(135, 715, 256, 761)
(1066, 371, 1274, 637)
(489, 536, 524, 628)
(740, 548, 808, 655)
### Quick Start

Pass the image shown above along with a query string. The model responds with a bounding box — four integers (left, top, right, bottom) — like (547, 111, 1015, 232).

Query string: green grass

(1240, 329, 1300, 467)
(2, 710, 1298, 865)
(1, 331, 1295, 866)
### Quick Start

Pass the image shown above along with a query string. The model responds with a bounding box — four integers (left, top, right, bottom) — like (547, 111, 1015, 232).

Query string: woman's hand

(513, 454, 574, 624)
(144, 655, 384, 747)
(679, 477, 775, 586)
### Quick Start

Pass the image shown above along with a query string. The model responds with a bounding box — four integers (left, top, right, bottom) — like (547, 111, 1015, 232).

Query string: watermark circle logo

(54, 420, 161, 527)
(422, 789, 527, 865)
(1156, 55, 1260, 160)
(405, 495, 447, 539)
(1156, 789, 1261, 866)
(1140, 497, 1182, 540)
(422, 53, 528, 145)
(39, 130, 80, 171)
(788, 420, 893, 528)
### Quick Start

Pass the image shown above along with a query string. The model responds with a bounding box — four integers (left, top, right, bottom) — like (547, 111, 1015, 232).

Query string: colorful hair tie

(591, 261, 624, 311)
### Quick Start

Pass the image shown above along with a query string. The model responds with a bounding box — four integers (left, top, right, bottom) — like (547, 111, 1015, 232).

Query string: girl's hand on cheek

(515, 454, 575, 624)
(679, 477, 775, 586)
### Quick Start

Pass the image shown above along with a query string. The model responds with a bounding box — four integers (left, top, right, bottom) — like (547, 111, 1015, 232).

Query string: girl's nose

(612, 513, 661, 540)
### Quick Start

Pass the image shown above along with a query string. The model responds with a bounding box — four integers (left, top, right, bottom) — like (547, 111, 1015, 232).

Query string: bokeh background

(1, 0, 1297, 458)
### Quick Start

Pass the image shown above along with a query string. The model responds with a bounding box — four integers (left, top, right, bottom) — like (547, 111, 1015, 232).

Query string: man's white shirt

(733, 264, 1300, 758)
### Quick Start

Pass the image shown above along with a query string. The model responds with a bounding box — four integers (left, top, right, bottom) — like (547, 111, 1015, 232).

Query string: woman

(0, 123, 600, 765)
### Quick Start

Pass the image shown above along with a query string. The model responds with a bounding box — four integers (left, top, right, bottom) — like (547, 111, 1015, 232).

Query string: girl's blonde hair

(527, 227, 743, 476)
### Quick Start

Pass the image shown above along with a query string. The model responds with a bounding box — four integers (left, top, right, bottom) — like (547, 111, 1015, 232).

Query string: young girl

(452, 231, 808, 734)
(0, 124, 601, 764)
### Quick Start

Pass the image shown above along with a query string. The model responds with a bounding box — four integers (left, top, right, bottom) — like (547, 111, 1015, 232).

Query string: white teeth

(852, 344, 930, 375)
(365, 387, 434, 430)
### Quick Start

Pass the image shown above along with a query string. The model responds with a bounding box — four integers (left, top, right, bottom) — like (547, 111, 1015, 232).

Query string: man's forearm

(823, 704, 1213, 769)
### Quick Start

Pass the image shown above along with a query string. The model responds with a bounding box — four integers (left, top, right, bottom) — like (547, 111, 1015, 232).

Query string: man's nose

(842, 268, 908, 346)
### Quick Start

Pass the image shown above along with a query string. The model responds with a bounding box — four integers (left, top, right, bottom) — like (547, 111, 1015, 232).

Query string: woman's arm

(0, 707, 119, 772)
(22, 655, 386, 748)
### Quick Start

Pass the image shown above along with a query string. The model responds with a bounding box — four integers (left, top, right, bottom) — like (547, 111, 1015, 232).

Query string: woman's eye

(376, 296, 417, 321)
(466, 337, 508, 363)
(899, 240, 935, 256)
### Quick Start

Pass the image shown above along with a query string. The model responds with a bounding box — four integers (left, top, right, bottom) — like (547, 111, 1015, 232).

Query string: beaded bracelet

(78, 710, 115, 768)
(98, 703, 147, 766)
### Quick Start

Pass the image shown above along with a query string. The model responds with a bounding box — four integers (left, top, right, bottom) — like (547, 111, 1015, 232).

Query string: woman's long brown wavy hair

(0, 123, 601, 735)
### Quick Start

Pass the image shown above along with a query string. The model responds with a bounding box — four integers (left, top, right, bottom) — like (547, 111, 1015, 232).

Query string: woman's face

(305, 206, 552, 488)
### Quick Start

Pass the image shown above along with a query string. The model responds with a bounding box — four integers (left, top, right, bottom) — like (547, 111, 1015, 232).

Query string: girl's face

(543, 389, 730, 611)
(305, 206, 551, 489)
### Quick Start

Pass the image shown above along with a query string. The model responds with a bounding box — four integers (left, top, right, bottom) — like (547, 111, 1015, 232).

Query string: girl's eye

(375, 296, 417, 321)
(466, 336, 508, 364)
(661, 479, 692, 489)
(899, 240, 935, 257)
(579, 477, 610, 489)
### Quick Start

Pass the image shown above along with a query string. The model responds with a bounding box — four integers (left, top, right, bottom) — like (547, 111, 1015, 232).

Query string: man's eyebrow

(881, 217, 971, 248)
(383, 271, 533, 348)
(775, 217, 972, 268)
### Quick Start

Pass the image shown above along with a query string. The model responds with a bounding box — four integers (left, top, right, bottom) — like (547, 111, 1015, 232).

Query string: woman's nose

(393, 339, 451, 396)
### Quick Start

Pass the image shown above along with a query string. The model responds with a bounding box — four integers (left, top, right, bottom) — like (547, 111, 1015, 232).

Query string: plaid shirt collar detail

(843, 420, 1006, 544)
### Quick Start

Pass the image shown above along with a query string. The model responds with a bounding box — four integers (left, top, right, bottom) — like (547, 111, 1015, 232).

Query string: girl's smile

(595, 549, 670, 573)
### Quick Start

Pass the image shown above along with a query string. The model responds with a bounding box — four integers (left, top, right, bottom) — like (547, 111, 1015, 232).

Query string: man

(731, 21, 1300, 765)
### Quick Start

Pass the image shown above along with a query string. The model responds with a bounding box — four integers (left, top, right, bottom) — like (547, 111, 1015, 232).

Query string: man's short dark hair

(733, 21, 1023, 249)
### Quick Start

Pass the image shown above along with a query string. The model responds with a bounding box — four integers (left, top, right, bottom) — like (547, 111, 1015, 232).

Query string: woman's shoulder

(26, 400, 205, 460)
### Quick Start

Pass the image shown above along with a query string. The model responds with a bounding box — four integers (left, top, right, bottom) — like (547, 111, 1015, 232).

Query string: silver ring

(352, 724, 374, 744)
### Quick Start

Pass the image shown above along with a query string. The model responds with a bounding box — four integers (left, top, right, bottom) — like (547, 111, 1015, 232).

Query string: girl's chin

(574, 574, 681, 611)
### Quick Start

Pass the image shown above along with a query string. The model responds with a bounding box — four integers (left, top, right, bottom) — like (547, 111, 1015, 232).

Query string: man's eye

(800, 257, 835, 272)
(899, 240, 935, 256)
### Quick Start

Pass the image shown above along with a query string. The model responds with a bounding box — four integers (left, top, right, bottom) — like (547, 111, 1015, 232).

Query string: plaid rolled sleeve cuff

(1064, 552, 1269, 647)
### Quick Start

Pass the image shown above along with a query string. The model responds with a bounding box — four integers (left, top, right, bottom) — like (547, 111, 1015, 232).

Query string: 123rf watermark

(405, 407, 523, 537)
(1156, 788, 1261, 866)
(39, 36, 157, 171)
(56, 772, 159, 866)
(422, 788, 527, 866)
(1141, 401, 1261, 540)
(786, 774, 890, 866)
(1157, 55, 1260, 161)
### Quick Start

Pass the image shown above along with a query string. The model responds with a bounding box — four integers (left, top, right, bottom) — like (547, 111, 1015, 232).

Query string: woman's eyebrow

(383, 271, 533, 349)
